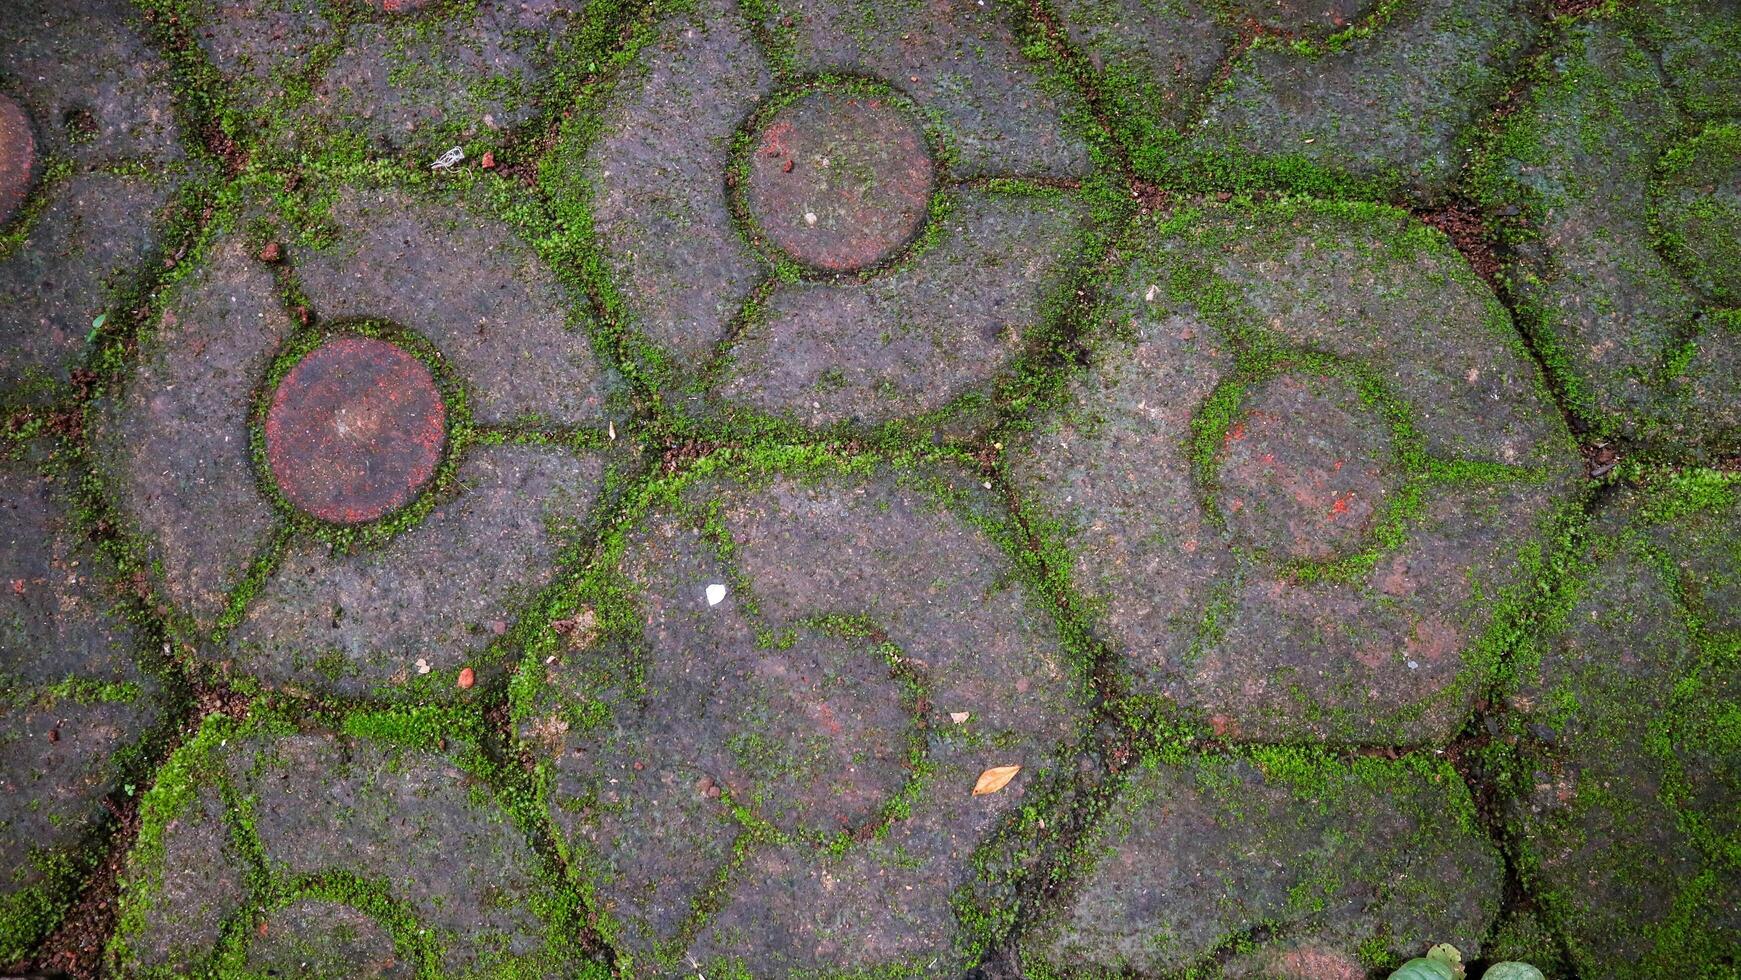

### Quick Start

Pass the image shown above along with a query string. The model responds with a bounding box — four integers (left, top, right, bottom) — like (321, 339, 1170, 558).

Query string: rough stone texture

(245, 899, 412, 979)
(1481, 9, 1741, 452)
(0, 0, 190, 408)
(1652, 122, 1741, 306)
(0, 457, 166, 959)
(111, 721, 589, 977)
(1008, 200, 1580, 743)
(227, 445, 605, 698)
(1050, 0, 1228, 137)
(1197, 0, 1537, 194)
(743, 91, 936, 273)
(96, 236, 290, 633)
(292, 185, 613, 429)
(312, 1, 585, 155)
(762, 0, 1093, 180)
(184, 0, 586, 156)
(578, 0, 1103, 423)
(519, 466, 1084, 975)
(714, 190, 1093, 427)
(264, 336, 448, 526)
(1212, 372, 1402, 563)
(1021, 750, 1503, 975)
(99, 183, 616, 642)
(0, 0, 185, 166)
(579, 0, 773, 364)
(1229, 0, 1377, 36)
(0, 173, 175, 403)
(0, 94, 34, 227)
(1508, 477, 1740, 979)
(113, 785, 244, 975)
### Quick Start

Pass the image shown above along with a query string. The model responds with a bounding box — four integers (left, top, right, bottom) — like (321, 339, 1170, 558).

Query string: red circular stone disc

(0, 94, 37, 227)
(1213, 372, 1399, 562)
(744, 91, 935, 272)
(265, 336, 447, 525)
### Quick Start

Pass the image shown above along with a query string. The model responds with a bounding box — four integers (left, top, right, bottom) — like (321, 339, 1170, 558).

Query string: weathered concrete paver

(184, 0, 591, 157)
(1053, 0, 1535, 195)
(0, 0, 190, 407)
(1008, 200, 1581, 744)
(4, 1, 1740, 976)
(1022, 749, 1503, 977)
(95, 184, 617, 697)
(516, 465, 1085, 975)
(570, 0, 1107, 429)
(108, 712, 596, 977)
(1479, 2, 1741, 454)
(1506, 474, 1739, 978)
(0, 455, 170, 960)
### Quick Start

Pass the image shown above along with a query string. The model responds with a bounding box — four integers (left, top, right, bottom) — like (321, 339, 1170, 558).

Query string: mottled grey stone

(1051, 0, 1228, 135)
(227, 445, 605, 698)
(1196, 0, 1538, 194)
(713, 190, 1094, 427)
(1481, 13, 1740, 452)
(95, 236, 290, 632)
(520, 466, 1084, 975)
(291, 185, 614, 428)
(1022, 750, 1502, 975)
(0, 457, 166, 960)
(111, 721, 588, 977)
(0, 0, 185, 165)
(764, 0, 1094, 179)
(245, 899, 412, 979)
(0, 174, 174, 404)
(1007, 200, 1579, 743)
(580, 0, 772, 364)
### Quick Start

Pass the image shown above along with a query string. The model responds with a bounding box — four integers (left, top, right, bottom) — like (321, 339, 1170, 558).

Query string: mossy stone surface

(517, 464, 1086, 976)
(1008, 199, 1579, 744)
(1021, 750, 1503, 977)
(0, 456, 170, 961)
(1507, 474, 1740, 979)
(1478, 8, 1741, 454)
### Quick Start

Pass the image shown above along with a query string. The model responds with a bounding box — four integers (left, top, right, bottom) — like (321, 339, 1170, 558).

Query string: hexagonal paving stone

(1007, 199, 1581, 743)
(1507, 473, 1739, 978)
(1020, 748, 1503, 977)
(95, 184, 617, 697)
(1479, 3, 1741, 452)
(0, 454, 171, 959)
(180, 0, 592, 156)
(565, 0, 1104, 428)
(516, 463, 1086, 975)
(1053, 0, 1537, 195)
(0, 0, 191, 406)
(107, 711, 597, 977)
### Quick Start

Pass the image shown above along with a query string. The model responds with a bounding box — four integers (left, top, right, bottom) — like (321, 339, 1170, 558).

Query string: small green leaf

(86, 312, 107, 341)
(1480, 964, 1546, 980)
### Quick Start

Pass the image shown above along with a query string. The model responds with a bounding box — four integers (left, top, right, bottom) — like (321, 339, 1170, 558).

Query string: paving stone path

(0, 1, 1735, 979)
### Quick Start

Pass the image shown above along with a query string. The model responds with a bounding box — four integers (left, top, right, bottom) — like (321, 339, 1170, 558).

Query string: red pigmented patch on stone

(0, 94, 37, 226)
(366, 0, 432, 11)
(744, 92, 935, 272)
(1270, 945, 1365, 980)
(265, 336, 446, 524)
(1213, 373, 1399, 562)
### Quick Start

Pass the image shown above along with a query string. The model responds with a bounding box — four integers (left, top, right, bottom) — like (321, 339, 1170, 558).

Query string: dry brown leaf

(972, 764, 1021, 796)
